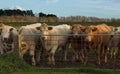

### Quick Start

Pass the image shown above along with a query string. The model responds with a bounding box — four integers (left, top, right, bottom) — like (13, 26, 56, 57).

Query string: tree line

(0, 9, 34, 16)
(0, 9, 120, 23)
(58, 16, 120, 23)
(38, 12, 58, 22)
(0, 9, 58, 22)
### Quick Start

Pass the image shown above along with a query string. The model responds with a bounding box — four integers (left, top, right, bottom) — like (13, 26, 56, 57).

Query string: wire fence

(20, 34, 120, 69)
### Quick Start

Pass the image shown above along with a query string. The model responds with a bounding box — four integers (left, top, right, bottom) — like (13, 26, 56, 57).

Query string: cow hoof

(32, 62, 36, 66)
(97, 61, 101, 65)
(47, 62, 51, 65)
(52, 62, 55, 65)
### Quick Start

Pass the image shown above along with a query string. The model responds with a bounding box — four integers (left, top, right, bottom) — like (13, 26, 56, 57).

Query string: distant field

(1, 22, 120, 27)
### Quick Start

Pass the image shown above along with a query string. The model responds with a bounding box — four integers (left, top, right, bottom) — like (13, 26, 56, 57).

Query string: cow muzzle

(85, 37, 92, 43)
(73, 33, 79, 38)
(3, 37, 9, 42)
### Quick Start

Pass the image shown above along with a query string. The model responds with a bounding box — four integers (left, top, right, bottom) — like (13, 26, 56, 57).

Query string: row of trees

(0, 9, 120, 23)
(0, 9, 58, 22)
(58, 16, 120, 22)
(0, 9, 34, 16)
(59, 16, 120, 22)
(38, 12, 58, 22)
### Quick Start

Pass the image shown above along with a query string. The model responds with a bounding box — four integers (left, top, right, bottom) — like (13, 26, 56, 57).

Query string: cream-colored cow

(36, 23, 71, 65)
(0, 23, 18, 54)
(18, 23, 43, 66)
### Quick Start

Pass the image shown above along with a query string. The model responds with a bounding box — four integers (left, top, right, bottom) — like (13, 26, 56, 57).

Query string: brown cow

(83, 24, 112, 65)
(70, 24, 88, 64)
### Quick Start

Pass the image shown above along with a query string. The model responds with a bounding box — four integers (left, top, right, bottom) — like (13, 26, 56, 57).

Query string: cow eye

(92, 28, 97, 32)
(10, 28, 13, 31)
(36, 27, 40, 30)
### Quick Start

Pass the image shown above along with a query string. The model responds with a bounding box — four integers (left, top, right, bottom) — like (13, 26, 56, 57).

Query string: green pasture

(0, 51, 120, 74)
(0, 22, 119, 31)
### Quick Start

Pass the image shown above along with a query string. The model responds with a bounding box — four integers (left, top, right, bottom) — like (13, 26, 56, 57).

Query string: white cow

(18, 23, 43, 66)
(36, 23, 71, 65)
(0, 23, 18, 54)
(109, 26, 120, 58)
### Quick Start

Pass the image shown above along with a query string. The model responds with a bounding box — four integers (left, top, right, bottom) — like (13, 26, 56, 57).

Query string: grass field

(0, 51, 120, 74)
(13, 68, 120, 74)
(0, 22, 120, 74)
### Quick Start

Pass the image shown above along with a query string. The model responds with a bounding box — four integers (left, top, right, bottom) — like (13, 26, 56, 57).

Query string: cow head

(36, 23, 53, 40)
(0, 23, 5, 35)
(1, 26, 14, 43)
(83, 26, 97, 42)
(71, 24, 85, 37)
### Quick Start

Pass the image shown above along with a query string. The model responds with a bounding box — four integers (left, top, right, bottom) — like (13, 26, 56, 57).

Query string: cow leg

(104, 46, 109, 64)
(96, 46, 101, 65)
(19, 42, 28, 58)
(47, 53, 51, 65)
(51, 52, 55, 65)
(19, 44, 28, 58)
(51, 46, 58, 65)
(0, 45, 4, 54)
(29, 45, 36, 66)
(19, 48, 28, 58)
(72, 51, 78, 62)
(84, 48, 89, 65)
(47, 52, 55, 65)
(35, 49, 41, 64)
(63, 48, 67, 62)
(62, 44, 68, 62)
(104, 49, 108, 64)
(79, 50, 84, 64)
(48, 46, 57, 65)
(113, 48, 118, 66)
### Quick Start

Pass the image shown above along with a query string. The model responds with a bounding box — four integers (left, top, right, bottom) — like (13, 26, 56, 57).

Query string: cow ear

(48, 27, 53, 30)
(10, 28, 13, 31)
(114, 28, 118, 32)
(0, 29, 2, 35)
(36, 27, 40, 30)
(92, 27, 97, 32)
(81, 27, 86, 32)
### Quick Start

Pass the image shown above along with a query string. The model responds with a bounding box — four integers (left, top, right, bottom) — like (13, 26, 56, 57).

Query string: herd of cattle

(0, 23, 120, 66)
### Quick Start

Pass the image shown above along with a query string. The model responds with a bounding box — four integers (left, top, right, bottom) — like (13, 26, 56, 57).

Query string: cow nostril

(42, 37, 45, 40)
(4, 38, 8, 41)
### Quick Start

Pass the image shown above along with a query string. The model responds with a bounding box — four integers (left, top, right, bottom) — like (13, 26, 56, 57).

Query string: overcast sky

(0, 0, 120, 18)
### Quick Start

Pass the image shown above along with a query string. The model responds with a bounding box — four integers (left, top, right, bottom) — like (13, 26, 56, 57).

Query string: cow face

(1, 27, 14, 43)
(71, 24, 84, 37)
(0, 23, 4, 35)
(36, 23, 53, 40)
(84, 26, 97, 42)
(113, 27, 119, 33)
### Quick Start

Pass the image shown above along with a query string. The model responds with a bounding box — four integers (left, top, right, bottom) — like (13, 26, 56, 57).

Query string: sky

(0, 0, 120, 18)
